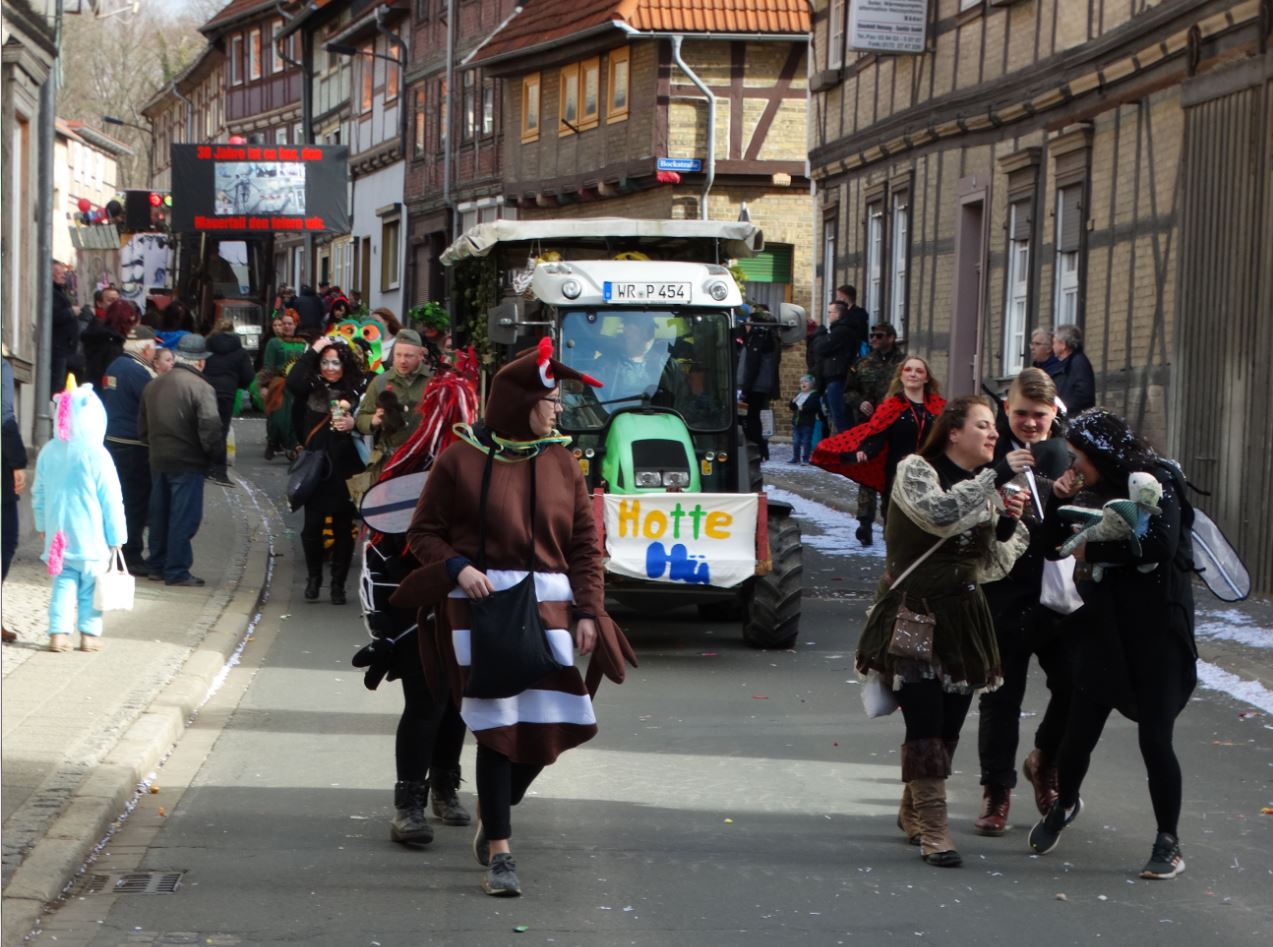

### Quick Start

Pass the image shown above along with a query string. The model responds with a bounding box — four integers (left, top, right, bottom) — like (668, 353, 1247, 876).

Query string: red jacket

(810, 392, 946, 491)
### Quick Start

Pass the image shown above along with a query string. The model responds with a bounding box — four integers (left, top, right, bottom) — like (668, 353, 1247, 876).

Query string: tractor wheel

(742, 511, 802, 649)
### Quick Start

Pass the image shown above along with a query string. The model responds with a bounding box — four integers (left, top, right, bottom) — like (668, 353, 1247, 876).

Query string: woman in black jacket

(1028, 409, 1197, 881)
(203, 320, 255, 485)
(285, 336, 367, 604)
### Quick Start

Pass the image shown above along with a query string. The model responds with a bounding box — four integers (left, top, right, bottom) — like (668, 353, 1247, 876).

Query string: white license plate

(604, 281, 690, 302)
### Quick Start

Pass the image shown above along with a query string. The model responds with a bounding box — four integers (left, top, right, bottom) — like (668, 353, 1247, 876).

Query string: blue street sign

(656, 157, 703, 172)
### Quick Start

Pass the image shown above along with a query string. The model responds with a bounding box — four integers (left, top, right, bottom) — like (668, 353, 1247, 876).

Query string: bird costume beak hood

(484, 337, 602, 441)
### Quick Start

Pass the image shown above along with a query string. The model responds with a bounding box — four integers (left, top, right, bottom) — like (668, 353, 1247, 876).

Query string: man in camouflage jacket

(844, 323, 906, 544)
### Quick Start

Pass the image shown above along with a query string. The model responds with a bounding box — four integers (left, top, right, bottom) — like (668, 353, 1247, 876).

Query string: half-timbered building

(471, 0, 814, 315)
(811, 0, 1273, 593)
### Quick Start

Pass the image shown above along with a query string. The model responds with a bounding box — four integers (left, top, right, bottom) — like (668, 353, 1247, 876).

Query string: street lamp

(102, 114, 152, 187)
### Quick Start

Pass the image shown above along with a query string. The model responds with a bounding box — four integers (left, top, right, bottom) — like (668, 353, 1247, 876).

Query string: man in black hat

(138, 334, 222, 586)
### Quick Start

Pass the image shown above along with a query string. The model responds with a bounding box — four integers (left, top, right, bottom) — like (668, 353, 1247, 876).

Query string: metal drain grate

(84, 871, 184, 894)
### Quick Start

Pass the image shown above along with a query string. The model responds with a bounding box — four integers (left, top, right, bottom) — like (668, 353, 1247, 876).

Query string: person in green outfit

(259, 310, 307, 460)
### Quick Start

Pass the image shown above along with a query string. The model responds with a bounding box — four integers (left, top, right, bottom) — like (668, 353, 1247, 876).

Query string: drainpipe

(669, 35, 714, 220)
(443, 0, 456, 238)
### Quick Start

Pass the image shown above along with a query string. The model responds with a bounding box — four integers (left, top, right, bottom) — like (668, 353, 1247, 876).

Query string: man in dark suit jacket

(1051, 324, 1096, 414)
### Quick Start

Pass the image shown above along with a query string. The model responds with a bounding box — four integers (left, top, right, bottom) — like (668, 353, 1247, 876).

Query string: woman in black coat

(203, 320, 255, 484)
(285, 336, 367, 604)
(1028, 409, 1197, 881)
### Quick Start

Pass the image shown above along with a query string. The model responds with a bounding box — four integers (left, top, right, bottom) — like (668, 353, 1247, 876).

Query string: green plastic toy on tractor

(442, 219, 805, 649)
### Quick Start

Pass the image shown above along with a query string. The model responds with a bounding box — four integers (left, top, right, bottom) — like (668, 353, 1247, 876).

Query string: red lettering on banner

(213, 146, 246, 160)
(247, 147, 262, 160)
(264, 148, 277, 160)
(278, 148, 299, 160)
(196, 145, 212, 159)
(304, 217, 326, 230)
(301, 148, 322, 161)
(249, 218, 270, 230)
(195, 216, 248, 230)
(271, 217, 303, 230)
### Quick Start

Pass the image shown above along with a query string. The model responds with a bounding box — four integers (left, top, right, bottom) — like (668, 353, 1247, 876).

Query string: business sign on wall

(169, 143, 350, 234)
(848, 0, 929, 55)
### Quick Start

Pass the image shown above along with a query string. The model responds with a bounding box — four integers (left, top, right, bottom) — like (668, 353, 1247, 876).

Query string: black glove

(351, 636, 394, 691)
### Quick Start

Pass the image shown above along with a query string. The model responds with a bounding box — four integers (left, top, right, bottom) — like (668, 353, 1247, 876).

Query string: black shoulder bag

(463, 447, 565, 699)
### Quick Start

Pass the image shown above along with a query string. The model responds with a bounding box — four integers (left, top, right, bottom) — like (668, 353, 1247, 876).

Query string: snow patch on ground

(1195, 607, 1273, 650)
(764, 485, 886, 559)
(1196, 661, 1273, 714)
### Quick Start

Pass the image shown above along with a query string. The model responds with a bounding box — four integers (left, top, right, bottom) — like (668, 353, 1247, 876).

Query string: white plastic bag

(861, 674, 899, 718)
(1040, 556, 1083, 615)
(759, 408, 775, 438)
(93, 548, 135, 612)
(226, 424, 237, 467)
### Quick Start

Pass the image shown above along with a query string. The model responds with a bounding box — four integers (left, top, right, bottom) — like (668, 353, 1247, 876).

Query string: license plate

(604, 281, 690, 302)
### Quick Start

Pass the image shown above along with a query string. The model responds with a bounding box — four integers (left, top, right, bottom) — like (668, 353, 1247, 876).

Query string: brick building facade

(810, 0, 1272, 592)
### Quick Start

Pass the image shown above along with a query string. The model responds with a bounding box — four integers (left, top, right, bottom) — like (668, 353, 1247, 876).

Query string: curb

(1, 474, 280, 945)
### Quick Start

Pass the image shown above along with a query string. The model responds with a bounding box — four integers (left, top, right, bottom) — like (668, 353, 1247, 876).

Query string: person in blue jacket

(32, 381, 127, 652)
(101, 327, 158, 574)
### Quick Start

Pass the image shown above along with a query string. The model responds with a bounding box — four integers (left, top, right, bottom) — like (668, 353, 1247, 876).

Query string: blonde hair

(884, 355, 941, 401)
(1008, 367, 1057, 406)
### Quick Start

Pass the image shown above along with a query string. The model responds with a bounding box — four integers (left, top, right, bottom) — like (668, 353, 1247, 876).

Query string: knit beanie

(484, 337, 602, 440)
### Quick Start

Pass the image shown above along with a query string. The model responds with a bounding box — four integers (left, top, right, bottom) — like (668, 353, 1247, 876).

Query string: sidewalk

(1, 458, 278, 944)
(761, 458, 1273, 698)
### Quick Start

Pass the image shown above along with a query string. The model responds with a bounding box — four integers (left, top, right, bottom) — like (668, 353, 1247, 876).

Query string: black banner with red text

(169, 143, 350, 234)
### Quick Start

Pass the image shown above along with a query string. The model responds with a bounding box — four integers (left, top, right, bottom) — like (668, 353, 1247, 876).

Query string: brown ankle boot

(1022, 749, 1059, 816)
(910, 777, 962, 867)
(973, 785, 1011, 836)
(897, 784, 922, 845)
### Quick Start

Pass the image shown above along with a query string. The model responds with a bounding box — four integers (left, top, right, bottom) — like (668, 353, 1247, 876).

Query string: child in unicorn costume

(32, 380, 127, 652)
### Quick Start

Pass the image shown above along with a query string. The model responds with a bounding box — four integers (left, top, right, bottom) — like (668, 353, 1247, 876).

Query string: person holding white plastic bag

(32, 382, 127, 652)
(973, 368, 1076, 836)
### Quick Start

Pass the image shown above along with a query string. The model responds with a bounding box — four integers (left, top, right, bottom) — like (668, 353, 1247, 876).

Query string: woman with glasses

(285, 335, 367, 604)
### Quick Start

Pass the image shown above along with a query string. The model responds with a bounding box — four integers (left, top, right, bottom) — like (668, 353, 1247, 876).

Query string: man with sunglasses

(845, 323, 905, 543)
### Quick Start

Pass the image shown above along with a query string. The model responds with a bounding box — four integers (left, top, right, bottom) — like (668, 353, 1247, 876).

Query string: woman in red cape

(811, 355, 945, 511)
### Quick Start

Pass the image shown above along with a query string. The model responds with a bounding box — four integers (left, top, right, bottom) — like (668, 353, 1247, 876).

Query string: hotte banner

(602, 493, 759, 588)
(169, 143, 350, 234)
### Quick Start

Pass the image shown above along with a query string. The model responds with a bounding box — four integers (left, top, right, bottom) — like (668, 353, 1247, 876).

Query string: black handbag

(286, 417, 331, 512)
(463, 447, 564, 699)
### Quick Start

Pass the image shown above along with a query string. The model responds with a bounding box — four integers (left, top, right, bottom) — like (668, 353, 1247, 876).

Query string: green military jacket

(354, 365, 433, 454)
(847, 347, 906, 407)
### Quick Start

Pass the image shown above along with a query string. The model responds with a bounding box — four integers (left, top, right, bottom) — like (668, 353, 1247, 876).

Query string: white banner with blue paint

(602, 494, 758, 588)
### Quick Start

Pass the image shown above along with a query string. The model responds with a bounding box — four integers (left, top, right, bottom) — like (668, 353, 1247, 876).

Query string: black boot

(304, 575, 321, 601)
(330, 563, 348, 605)
(429, 767, 472, 826)
(301, 533, 324, 602)
(390, 780, 433, 845)
(855, 521, 874, 546)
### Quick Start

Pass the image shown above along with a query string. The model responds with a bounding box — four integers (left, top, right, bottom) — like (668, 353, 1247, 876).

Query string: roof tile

(475, 0, 808, 65)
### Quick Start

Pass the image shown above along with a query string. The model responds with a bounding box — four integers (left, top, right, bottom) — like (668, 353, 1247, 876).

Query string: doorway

(950, 178, 988, 396)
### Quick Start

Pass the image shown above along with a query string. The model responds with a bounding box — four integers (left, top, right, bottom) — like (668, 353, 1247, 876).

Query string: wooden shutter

(1057, 185, 1082, 252)
(1010, 198, 1032, 241)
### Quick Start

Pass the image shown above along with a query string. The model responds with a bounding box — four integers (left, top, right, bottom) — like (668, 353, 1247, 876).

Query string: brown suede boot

(910, 777, 962, 867)
(1022, 749, 1059, 816)
(897, 784, 921, 845)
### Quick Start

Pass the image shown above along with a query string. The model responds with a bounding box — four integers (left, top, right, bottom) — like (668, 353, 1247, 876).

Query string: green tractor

(442, 219, 804, 649)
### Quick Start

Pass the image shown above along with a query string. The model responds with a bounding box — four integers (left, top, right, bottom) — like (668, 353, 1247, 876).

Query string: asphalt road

(32, 421, 1273, 946)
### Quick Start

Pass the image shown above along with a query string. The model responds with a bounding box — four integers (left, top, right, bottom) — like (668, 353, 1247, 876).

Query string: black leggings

(395, 665, 467, 784)
(476, 745, 543, 842)
(1056, 690, 1185, 836)
(900, 679, 974, 745)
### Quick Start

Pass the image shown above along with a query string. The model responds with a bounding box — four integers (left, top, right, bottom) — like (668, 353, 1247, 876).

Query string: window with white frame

(1003, 201, 1031, 374)
(1054, 184, 1082, 325)
(890, 192, 909, 337)
(229, 35, 243, 86)
(481, 78, 495, 136)
(248, 27, 262, 81)
(381, 215, 401, 292)
(271, 21, 284, 74)
(829, 0, 845, 70)
(865, 201, 884, 320)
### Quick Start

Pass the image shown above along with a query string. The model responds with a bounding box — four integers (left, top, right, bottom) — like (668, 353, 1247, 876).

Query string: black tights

(900, 679, 974, 745)
(1056, 692, 1184, 836)
(395, 667, 466, 785)
(476, 745, 543, 842)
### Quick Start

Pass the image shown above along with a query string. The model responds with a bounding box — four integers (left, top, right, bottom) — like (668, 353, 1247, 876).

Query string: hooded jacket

(288, 286, 326, 333)
(203, 330, 255, 407)
(32, 383, 126, 574)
